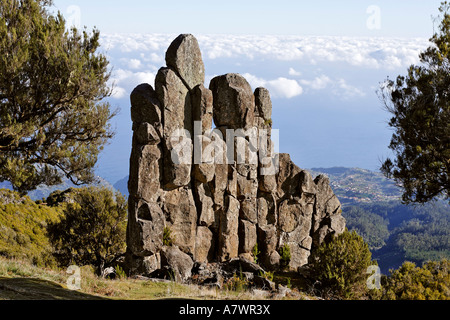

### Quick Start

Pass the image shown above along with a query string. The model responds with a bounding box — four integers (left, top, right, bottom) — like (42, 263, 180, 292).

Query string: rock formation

(125, 34, 346, 283)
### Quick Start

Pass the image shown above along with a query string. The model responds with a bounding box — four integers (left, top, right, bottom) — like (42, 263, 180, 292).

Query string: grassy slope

(0, 189, 62, 267)
(0, 257, 312, 300)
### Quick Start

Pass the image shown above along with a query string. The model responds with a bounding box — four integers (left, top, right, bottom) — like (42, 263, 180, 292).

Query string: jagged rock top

(165, 34, 205, 90)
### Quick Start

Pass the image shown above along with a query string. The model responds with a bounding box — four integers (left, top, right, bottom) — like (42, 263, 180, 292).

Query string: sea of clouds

(95, 33, 431, 185)
(100, 33, 430, 101)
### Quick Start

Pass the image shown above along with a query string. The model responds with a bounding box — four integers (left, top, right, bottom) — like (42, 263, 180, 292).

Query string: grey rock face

(127, 199, 164, 257)
(125, 34, 345, 281)
(165, 34, 205, 90)
(160, 246, 194, 282)
(130, 83, 162, 125)
(192, 84, 213, 134)
(254, 87, 272, 122)
(210, 73, 255, 129)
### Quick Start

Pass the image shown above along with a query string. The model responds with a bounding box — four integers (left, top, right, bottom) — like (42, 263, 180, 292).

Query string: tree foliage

(0, 188, 61, 267)
(0, 0, 115, 193)
(308, 230, 375, 299)
(382, 259, 449, 300)
(47, 187, 127, 274)
(379, 2, 450, 204)
(343, 205, 390, 249)
(343, 201, 450, 273)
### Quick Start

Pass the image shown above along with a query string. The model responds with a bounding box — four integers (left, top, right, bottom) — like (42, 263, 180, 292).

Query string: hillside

(308, 167, 403, 205)
(308, 167, 450, 274)
(0, 189, 62, 266)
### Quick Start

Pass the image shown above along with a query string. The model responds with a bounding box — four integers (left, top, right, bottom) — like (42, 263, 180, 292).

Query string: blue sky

(52, 0, 442, 36)
(48, 1, 444, 185)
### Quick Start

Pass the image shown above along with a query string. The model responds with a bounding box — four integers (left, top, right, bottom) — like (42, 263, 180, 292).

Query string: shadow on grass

(0, 277, 108, 300)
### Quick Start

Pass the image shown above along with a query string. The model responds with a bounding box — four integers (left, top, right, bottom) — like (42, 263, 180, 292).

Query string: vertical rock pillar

(126, 34, 346, 279)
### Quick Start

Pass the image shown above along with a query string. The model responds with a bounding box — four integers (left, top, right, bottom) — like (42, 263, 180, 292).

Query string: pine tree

(380, 2, 450, 204)
(0, 0, 115, 193)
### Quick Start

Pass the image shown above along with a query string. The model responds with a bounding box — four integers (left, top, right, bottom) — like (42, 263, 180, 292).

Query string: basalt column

(125, 34, 346, 279)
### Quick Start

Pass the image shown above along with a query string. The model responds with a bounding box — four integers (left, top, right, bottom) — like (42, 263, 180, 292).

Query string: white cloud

(243, 72, 365, 100)
(334, 78, 366, 99)
(243, 73, 303, 99)
(242, 73, 267, 90)
(99, 33, 429, 102)
(267, 78, 304, 99)
(127, 58, 142, 69)
(198, 35, 429, 70)
(111, 86, 127, 99)
(108, 68, 157, 99)
(288, 68, 302, 76)
(101, 33, 430, 71)
(300, 75, 332, 90)
(299, 74, 365, 99)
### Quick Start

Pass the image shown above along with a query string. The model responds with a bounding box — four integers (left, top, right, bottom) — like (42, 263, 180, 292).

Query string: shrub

(47, 187, 127, 275)
(382, 259, 449, 300)
(114, 265, 127, 280)
(308, 230, 375, 299)
(0, 189, 61, 267)
(259, 270, 274, 282)
(223, 272, 249, 292)
(252, 244, 261, 264)
(279, 244, 291, 270)
(163, 226, 174, 247)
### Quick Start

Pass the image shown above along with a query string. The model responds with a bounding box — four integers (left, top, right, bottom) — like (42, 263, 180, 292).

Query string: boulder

(218, 195, 240, 261)
(128, 144, 162, 203)
(135, 122, 161, 145)
(192, 135, 215, 183)
(286, 242, 310, 270)
(257, 193, 277, 226)
(130, 83, 162, 125)
(194, 182, 215, 227)
(160, 246, 194, 283)
(195, 226, 215, 263)
(165, 34, 205, 90)
(239, 198, 258, 223)
(254, 87, 272, 122)
(238, 219, 257, 255)
(276, 153, 302, 200)
(278, 200, 302, 233)
(222, 257, 265, 275)
(124, 253, 161, 277)
(209, 73, 255, 129)
(192, 84, 213, 134)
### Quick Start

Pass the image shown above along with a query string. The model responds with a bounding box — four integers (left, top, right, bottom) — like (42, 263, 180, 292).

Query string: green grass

(0, 257, 314, 300)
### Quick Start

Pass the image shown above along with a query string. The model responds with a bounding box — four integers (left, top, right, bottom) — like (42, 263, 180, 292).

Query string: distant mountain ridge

(307, 167, 403, 205)
(303, 168, 449, 273)
(112, 166, 403, 203)
(0, 176, 116, 201)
